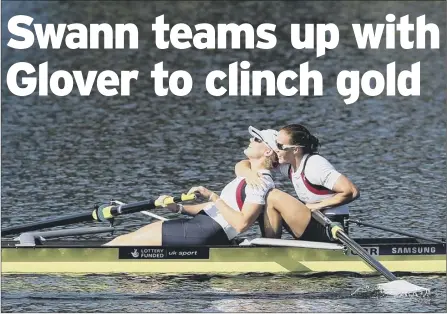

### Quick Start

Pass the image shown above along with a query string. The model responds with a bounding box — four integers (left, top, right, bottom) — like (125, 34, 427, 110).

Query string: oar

(349, 219, 445, 244)
(112, 200, 170, 222)
(1, 193, 196, 237)
(312, 211, 429, 296)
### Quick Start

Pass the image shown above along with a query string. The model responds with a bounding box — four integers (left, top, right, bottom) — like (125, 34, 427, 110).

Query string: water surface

(1, 0, 445, 312)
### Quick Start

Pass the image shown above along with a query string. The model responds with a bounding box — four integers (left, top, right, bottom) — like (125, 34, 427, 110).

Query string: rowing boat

(2, 196, 444, 295)
(2, 237, 445, 275)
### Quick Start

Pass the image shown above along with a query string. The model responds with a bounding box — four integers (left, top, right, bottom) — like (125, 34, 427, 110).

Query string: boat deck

(1, 236, 439, 247)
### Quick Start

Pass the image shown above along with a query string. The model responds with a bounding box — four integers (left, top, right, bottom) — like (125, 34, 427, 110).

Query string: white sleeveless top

(277, 154, 349, 216)
(203, 170, 275, 240)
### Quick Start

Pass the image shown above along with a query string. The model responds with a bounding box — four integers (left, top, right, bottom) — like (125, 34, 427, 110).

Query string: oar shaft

(113, 199, 158, 216)
(336, 229, 397, 281)
(312, 211, 397, 281)
(2, 193, 197, 237)
(349, 219, 445, 244)
(110, 193, 197, 217)
(1, 213, 93, 237)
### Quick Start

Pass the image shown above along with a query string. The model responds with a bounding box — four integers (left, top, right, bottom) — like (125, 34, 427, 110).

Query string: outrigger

(1, 194, 445, 296)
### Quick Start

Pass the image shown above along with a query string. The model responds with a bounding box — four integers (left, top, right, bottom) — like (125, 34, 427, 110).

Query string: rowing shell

(2, 237, 445, 275)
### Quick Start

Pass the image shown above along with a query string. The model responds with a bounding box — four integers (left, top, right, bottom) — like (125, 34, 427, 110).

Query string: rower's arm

(181, 202, 212, 216)
(235, 160, 266, 188)
(307, 175, 360, 211)
(209, 193, 263, 233)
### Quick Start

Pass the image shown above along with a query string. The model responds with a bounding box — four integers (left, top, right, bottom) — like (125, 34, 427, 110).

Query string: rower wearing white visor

(236, 124, 360, 242)
(104, 127, 312, 246)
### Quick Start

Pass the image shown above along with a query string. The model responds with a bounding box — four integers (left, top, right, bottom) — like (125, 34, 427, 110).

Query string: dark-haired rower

(236, 124, 359, 242)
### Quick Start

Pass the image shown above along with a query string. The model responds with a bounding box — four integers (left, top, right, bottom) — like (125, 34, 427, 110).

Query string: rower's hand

(306, 202, 333, 212)
(306, 202, 322, 212)
(156, 195, 179, 212)
(244, 171, 266, 189)
(187, 186, 213, 201)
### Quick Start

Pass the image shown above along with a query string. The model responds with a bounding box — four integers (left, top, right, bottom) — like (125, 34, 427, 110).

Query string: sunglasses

(276, 141, 304, 151)
(252, 137, 263, 143)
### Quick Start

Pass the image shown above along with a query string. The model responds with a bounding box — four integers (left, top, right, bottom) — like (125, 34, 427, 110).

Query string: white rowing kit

(203, 170, 275, 240)
(277, 154, 349, 216)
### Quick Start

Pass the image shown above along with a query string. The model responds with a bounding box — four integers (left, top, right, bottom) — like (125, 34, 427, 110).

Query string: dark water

(1, 0, 446, 312)
(1, 274, 446, 313)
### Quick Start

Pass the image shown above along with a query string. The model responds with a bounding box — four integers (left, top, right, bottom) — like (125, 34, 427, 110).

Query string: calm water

(1, 0, 446, 312)
(1, 274, 446, 312)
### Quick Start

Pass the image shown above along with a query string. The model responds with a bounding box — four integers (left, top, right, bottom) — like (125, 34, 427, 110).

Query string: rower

(236, 124, 359, 242)
(104, 127, 311, 246)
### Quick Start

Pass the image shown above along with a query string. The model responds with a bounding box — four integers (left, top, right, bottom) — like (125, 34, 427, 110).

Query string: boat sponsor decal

(383, 244, 442, 255)
(348, 246, 379, 256)
(348, 244, 444, 256)
(119, 247, 210, 259)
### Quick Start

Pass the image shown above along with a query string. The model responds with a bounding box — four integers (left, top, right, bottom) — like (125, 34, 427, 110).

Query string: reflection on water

(1, 274, 444, 312)
(1, 0, 445, 312)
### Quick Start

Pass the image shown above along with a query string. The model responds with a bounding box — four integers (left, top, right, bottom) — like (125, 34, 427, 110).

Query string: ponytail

(307, 134, 320, 154)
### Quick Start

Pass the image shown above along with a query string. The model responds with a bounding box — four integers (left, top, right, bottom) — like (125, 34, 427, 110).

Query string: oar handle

(311, 210, 343, 240)
(93, 193, 199, 221)
(154, 193, 198, 207)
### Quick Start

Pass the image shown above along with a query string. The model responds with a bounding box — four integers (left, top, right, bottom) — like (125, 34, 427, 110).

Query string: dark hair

(280, 124, 320, 154)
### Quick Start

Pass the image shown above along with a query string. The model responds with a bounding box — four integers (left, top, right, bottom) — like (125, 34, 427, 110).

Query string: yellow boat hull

(2, 245, 445, 274)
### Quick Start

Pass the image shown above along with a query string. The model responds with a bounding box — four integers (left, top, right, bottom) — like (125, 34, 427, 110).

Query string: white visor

(248, 126, 278, 151)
